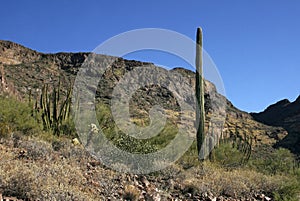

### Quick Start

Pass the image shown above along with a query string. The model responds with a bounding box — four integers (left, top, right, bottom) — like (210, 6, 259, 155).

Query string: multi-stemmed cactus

(39, 78, 72, 136)
(235, 126, 253, 164)
(195, 27, 206, 159)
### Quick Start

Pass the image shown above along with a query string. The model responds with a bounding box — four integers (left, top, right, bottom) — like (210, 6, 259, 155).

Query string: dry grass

(123, 185, 140, 201)
(0, 136, 117, 200)
(178, 161, 296, 199)
(0, 132, 299, 200)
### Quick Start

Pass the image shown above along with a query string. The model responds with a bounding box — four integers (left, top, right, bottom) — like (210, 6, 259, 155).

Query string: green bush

(247, 147, 300, 200)
(249, 148, 297, 175)
(273, 179, 300, 201)
(213, 142, 248, 168)
(95, 101, 178, 154)
(0, 96, 41, 136)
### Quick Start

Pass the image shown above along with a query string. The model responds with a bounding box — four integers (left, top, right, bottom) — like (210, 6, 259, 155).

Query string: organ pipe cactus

(233, 125, 253, 165)
(40, 78, 72, 136)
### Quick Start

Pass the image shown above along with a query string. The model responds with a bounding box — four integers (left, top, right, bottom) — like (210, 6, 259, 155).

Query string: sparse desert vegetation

(0, 95, 300, 201)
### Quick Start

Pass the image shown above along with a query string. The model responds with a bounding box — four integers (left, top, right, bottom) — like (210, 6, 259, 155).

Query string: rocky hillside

(252, 97, 300, 155)
(0, 40, 289, 148)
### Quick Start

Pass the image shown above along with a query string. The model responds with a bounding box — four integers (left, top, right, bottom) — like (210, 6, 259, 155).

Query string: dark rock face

(252, 96, 300, 154)
(0, 40, 289, 149)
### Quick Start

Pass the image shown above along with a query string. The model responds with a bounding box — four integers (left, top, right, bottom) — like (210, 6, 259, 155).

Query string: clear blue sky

(1, 0, 300, 112)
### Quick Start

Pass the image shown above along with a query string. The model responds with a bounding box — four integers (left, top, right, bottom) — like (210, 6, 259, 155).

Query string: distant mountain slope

(0, 40, 288, 149)
(252, 97, 300, 154)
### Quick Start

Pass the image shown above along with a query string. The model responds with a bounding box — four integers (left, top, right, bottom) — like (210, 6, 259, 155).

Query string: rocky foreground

(0, 134, 288, 201)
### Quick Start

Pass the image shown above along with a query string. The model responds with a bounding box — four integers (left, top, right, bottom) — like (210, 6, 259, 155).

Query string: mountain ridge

(0, 40, 293, 152)
(252, 96, 300, 154)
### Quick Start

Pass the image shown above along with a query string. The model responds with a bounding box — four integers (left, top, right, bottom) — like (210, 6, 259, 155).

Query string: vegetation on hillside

(0, 95, 300, 200)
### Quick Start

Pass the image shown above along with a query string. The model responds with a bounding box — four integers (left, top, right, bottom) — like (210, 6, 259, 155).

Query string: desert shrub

(52, 139, 66, 151)
(249, 147, 297, 175)
(180, 161, 300, 199)
(108, 122, 178, 154)
(2, 167, 35, 200)
(182, 180, 199, 196)
(293, 166, 300, 178)
(246, 147, 300, 199)
(95, 101, 178, 154)
(18, 139, 53, 160)
(0, 96, 41, 136)
(95, 102, 113, 127)
(123, 185, 140, 201)
(213, 142, 248, 168)
(273, 179, 300, 201)
(0, 145, 96, 200)
(59, 118, 76, 137)
(176, 141, 199, 169)
(112, 131, 159, 154)
(0, 122, 12, 138)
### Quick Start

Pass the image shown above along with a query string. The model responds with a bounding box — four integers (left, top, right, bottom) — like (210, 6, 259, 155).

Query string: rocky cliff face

(252, 97, 300, 154)
(0, 40, 289, 149)
(0, 40, 40, 65)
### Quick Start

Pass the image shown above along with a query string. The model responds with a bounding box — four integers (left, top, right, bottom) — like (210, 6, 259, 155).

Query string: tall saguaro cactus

(196, 27, 205, 159)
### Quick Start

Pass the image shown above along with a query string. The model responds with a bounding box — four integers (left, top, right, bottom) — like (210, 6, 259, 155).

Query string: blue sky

(1, 0, 300, 112)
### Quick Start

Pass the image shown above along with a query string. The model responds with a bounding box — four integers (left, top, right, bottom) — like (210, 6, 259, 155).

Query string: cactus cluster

(232, 126, 253, 164)
(217, 124, 253, 165)
(37, 79, 72, 136)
